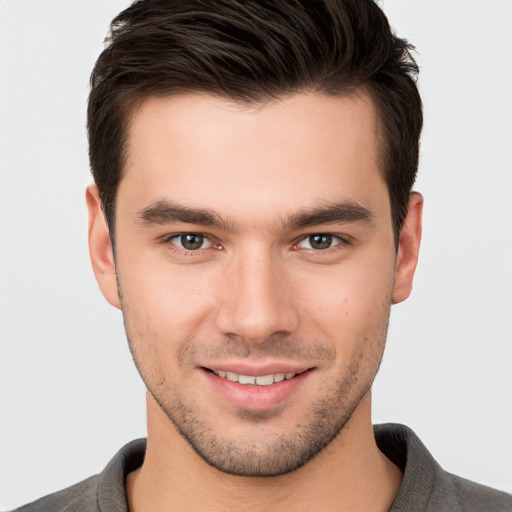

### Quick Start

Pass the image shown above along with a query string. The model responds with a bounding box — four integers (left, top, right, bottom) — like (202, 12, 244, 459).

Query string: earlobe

(86, 184, 121, 309)
(392, 192, 423, 304)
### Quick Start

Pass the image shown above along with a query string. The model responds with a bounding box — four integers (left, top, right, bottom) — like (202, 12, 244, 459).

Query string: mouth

(207, 369, 306, 386)
(201, 366, 313, 410)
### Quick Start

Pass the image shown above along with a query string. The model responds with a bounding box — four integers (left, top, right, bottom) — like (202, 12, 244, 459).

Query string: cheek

(294, 258, 395, 341)
(116, 253, 220, 346)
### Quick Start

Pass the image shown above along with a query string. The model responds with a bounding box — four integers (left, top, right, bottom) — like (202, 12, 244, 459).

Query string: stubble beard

(147, 361, 378, 477)
(122, 312, 389, 478)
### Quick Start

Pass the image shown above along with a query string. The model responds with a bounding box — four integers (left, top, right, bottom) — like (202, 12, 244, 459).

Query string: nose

(215, 247, 299, 343)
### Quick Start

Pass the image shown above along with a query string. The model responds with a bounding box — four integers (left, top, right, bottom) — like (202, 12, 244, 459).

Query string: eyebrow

(283, 201, 373, 231)
(137, 200, 236, 231)
(136, 199, 373, 232)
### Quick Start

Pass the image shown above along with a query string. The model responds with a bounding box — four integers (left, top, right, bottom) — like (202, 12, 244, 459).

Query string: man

(11, 0, 511, 510)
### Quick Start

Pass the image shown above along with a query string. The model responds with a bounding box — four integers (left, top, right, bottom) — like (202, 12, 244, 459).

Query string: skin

(87, 91, 422, 511)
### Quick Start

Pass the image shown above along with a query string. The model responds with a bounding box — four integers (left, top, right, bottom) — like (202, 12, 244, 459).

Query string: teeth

(212, 370, 298, 385)
(239, 375, 256, 385)
(255, 374, 274, 386)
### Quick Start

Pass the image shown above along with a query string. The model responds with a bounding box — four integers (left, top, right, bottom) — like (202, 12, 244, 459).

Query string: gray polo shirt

(12, 424, 512, 511)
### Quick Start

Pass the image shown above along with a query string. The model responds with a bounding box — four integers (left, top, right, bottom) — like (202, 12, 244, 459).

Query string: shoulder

(374, 423, 512, 512)
(9, 439, 146, 512)
(437, 472, 512, 511)
(10, 475, 100, 512)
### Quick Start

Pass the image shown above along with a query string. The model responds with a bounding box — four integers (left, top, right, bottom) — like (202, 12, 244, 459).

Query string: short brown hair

(88, 0, 422, 241)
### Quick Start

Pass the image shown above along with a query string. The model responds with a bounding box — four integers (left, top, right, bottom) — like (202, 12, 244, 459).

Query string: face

(88, 92, 421, 476)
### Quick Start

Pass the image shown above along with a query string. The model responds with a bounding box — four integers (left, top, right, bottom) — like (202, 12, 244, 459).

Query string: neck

(127, 392, 401, 512)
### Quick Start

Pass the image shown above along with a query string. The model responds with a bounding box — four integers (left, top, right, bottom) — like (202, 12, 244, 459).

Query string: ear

(392, 192, 423, 304)
(86, 184, 121, 309)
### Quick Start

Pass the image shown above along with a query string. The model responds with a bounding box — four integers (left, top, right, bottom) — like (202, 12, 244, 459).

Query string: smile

(211, 369, 301, 386)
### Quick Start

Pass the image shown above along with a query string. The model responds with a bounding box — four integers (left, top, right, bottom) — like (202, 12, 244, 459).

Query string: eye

(297, 234, 343, 250)
(169, 233, 213, 251)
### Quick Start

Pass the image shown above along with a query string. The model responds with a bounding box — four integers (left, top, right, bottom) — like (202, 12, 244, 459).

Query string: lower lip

(202, 369, 312, 411)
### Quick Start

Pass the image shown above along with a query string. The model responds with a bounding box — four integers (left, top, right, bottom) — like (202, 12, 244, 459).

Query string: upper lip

(201, 363, 313, 376)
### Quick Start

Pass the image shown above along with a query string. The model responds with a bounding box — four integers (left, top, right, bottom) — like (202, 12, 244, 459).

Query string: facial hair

(122, 309, 389, 477)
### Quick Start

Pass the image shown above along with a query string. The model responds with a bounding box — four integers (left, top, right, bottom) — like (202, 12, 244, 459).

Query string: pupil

(181, 234, 203, 250)
(310, 234, 332, 250)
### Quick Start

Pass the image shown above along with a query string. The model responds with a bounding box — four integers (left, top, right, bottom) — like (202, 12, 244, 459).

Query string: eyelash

(292, 234, 350, 252)
(160, 232, 351, 256)
(160, 233, 221, 254)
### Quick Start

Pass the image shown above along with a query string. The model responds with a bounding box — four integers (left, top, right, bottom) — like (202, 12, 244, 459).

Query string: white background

(1, 0, 511, 508)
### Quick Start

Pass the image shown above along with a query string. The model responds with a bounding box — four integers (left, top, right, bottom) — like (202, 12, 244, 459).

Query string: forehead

(119, 92, 388, 226)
